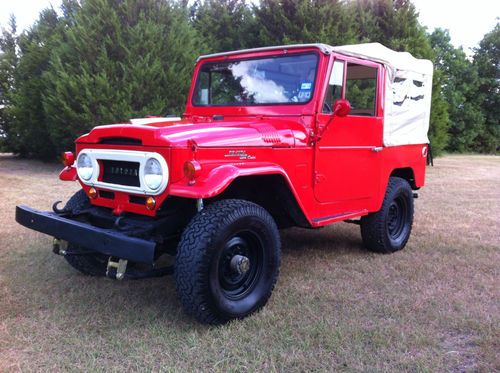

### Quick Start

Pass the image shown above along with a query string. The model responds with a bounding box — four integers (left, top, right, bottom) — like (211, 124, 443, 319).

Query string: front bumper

(15, 205, 156, 263)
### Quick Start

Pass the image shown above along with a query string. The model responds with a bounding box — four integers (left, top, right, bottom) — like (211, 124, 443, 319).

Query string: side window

(322, 60, 344, 113)
(345, 63, 377, 116)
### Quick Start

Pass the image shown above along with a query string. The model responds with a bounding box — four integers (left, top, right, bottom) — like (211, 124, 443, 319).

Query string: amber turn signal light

(183, 160, 201, 183)
(146, 197, 156, 210)
(62, 151, 75, 167)
(88, 187, 98, 199)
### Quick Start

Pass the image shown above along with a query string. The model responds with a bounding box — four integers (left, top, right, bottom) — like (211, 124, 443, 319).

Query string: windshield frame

(190, 51, 320, 108)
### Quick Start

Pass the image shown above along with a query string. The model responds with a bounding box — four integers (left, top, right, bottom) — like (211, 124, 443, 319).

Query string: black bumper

(15, 205, 156, 263)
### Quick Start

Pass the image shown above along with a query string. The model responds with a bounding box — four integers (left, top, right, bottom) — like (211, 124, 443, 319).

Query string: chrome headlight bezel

(76, 149, 169, 195)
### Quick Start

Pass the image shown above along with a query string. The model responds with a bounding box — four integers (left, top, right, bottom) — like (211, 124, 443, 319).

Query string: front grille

(101, 160, 140, 187)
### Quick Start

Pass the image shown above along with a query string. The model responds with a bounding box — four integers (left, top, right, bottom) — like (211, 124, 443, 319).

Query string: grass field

(0, 154, 498, 372)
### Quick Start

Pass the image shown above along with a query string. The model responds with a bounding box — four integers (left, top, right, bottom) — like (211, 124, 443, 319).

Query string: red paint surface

(59, 166, 77, 181)
(64, 45, 427, 226)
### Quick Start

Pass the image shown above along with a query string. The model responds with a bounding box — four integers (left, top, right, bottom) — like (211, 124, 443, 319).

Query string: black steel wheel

(175, 199, 281, 324)
(386, 195, 410, 243)
(217, 233, 264, 301)
(360, 177, 414, 253)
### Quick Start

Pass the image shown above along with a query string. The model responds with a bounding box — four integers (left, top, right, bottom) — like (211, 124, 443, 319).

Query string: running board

(312, 210, 368, 227)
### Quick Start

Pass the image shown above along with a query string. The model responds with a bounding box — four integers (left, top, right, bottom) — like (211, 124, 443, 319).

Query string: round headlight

(144, 158, 163, 190)
(77, 153, 94, 181)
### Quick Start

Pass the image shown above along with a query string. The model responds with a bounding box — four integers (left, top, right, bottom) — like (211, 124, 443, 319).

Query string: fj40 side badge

(16, 43, 432, 324)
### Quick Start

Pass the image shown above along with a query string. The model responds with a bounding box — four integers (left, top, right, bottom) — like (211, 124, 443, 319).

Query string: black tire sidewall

(175, 199, 281, 324)
(360, 177, 414, 253)
(208, 214, 280, 319)
(384, 186, 413, 249)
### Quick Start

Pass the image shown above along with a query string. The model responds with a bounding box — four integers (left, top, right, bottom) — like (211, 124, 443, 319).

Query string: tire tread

(360, 177, 414, 253)
(175, 199, 281, 324)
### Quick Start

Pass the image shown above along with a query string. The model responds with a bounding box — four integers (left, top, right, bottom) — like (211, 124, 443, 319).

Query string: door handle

(371, 146, 383, 152)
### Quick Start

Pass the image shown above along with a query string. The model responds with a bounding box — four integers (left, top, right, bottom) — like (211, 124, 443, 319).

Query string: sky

(0, 0, 499, 53)
(412, 0, 499, 54)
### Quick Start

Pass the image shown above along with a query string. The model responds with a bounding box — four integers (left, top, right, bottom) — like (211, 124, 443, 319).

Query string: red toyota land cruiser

(16, 43, 433, 324)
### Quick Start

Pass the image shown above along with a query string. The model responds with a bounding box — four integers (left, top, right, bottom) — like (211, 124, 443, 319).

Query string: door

(314, 58, 383, 204)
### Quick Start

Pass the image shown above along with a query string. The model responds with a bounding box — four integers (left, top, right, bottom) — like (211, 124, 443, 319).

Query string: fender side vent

(99, 137, 142, 146)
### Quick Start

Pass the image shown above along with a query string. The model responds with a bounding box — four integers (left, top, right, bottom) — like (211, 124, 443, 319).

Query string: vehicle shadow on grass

(11, 224, 369, 331)
(280, 223, 367, 256)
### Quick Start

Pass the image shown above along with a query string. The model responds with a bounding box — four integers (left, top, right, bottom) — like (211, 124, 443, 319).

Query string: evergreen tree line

(0, 0, 498, 159)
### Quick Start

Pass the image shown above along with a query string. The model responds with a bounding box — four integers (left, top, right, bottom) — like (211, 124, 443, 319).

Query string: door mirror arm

(315, 99, 351, 142)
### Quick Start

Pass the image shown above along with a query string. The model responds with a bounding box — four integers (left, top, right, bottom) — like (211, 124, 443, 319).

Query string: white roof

(331, 42, 433, 76)
(196, 43, 332, 61)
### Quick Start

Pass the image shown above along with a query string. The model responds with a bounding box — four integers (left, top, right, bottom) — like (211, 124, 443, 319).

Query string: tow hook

(106, 257, 128, 280)
(52, 238, 68, 255)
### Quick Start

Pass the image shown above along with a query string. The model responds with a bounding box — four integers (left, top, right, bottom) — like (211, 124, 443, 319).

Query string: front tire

(63, 190, 108, 276)
(360, 177, 414, 253)
(175, 199, 281, 324)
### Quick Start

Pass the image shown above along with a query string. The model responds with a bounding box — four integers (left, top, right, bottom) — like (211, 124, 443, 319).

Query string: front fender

(59, 166, 77, 181)
(168, 163, 290, 199)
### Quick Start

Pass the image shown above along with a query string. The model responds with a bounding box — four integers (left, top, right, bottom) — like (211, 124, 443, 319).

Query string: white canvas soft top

(332, 43, 433, 147)
(198, 42, 433, 147)
(331, 43, 433, 76)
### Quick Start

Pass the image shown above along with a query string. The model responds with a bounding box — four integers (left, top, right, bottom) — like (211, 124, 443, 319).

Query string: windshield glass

(192, 53, 318, 106)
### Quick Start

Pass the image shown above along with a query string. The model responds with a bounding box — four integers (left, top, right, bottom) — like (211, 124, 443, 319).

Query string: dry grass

(0, 153, 498, 372)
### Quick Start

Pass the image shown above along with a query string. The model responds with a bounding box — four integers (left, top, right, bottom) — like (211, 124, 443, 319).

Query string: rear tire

(63, 190, 108, 276)
(175, 199, 281, 324)
(360, 177, 414, 253)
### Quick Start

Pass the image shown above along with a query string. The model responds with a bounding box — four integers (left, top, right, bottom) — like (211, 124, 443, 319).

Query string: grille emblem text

(110, 166, 139, 177)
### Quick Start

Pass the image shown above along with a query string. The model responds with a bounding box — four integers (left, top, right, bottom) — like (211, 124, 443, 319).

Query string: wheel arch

(209, 174, 310, 228)
(169, 164, 311, 228)
(389, 167, 418, 190)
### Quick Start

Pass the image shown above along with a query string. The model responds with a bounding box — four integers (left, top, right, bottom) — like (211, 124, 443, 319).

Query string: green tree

(191, 0, 257, 52)
(255, 0, 356, 46)
(430, 28, 484, 153)
(43, 0, 202, 156)
(0, 16, 18, 152)
(428, 69, 449, 154)
(7, 8, 65, 158)
(349, 0, 431, 57)
(473, 23, 499, 153)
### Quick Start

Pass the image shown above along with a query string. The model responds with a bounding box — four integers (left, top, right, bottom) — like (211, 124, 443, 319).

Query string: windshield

(192, 53, 318, 106)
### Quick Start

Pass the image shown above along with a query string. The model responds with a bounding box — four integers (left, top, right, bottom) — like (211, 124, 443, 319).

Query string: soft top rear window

(192, 53, 319, 106)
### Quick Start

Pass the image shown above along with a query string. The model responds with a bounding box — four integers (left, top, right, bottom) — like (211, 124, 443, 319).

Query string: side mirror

(317, 99, 351, 141)
(333, 99, 351, 117)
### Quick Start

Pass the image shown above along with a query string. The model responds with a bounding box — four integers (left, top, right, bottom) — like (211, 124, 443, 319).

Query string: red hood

(76, 118, 309, 148)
